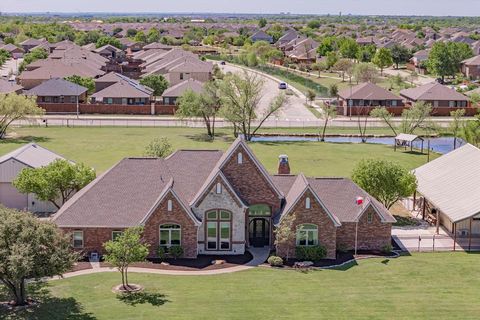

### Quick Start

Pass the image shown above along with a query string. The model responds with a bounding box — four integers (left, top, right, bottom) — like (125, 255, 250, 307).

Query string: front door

(249, 218, 270, 247)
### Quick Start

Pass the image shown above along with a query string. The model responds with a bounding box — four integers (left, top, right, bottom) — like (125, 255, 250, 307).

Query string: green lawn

(2, 253, 480, 319)
(0, 126, 434, 175)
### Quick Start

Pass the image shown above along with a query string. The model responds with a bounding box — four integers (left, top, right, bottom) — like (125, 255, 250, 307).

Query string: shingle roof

(338, 82, 401, 100)
(462, 55, 480, 66)
(400, 83, 468, 101)
(414, 144, 480, 222)
(0, 79, 23, 94)
(162, 78, 204, 97)
(25, 78, 87, 96)
(91, 78, 154, 99)
(0, 143, 68, 168)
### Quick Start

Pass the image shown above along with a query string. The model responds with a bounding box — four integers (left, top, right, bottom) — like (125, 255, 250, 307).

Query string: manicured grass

(3, 253, 480, 319)
(0, 126, 435, 174)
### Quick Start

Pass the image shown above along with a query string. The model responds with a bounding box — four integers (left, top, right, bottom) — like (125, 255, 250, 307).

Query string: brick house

(461, 55, 480, 80)
(53, 137, 395, 260)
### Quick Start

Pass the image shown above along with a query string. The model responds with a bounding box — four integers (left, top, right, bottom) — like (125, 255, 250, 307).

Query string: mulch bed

(69, 262, 93, 272)
(100, 252, 253, 271)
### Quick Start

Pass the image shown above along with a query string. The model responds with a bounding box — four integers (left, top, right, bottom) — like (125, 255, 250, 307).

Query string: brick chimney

(278, 155, 290, 175)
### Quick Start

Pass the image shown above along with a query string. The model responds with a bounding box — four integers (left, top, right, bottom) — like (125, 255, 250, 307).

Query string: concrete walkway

(54, 248, 270, 280)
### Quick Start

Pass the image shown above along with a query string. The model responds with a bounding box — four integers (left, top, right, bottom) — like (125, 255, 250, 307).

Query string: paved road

(218, 62, 318, 121)
(0, 58, 22, 78)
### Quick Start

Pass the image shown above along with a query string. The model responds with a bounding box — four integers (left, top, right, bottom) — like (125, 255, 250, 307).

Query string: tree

(325, 51, 339, 70)
(144, 137, 173, 157)
(372, 48, 393, 75)
(311, 61, 327, 78)
(328, 83, 339, 98)
(356, 44, 376, 62)
(407, 71, 419, 86)
(258, 18, 268, 28)
(95, 36, 122, 49)
(427, 42, 473, 81)
(176, 82, 221, 138)
(0, 93, 44, 139)
(306, 89, 316, 106)
(469, 92, 480, 108)
(333, 58, 354, 82)
(317, 36, 337, 56)
(400, 101, 433, 134)
(274, 213, 296, 261)
(450, 109, 466, 149)
(219, 71, 287, 141)
(147, 28, 161, 43)
(0, 208, 76, 306)
(126, 28, 138, 38)
(139, 74, 169, 96)
(307, 20, 321, 29)
(134, 31, 147, 43)
(390, 44, 412, 69)
(64, 75, 95, 95)
(460, 115, 480, 147)
(319, 103, 337, 141)
(104, 226, 149, 291)
(339, 37, 359, 59)
(352, 159, 417, 209)
(14, 159, 96, 209)
(370, 107, 398, 136)
(19, 48, 48, 72)
(353, 63, 379, 83)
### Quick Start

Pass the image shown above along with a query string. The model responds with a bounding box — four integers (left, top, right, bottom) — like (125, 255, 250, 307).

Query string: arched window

(167, 199, 173, 211)
(216, 183, 222, 194)
(305, 197, 311, 209)
(159, 224, 181, 248)
(237, 152, 243, 164)
(296, 224, 318, 246)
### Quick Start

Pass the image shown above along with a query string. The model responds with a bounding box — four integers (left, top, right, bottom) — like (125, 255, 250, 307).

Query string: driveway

(217, 62, 318, 121)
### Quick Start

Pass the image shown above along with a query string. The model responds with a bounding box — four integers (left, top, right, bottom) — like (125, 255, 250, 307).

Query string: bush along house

(53, 137, 395, 260)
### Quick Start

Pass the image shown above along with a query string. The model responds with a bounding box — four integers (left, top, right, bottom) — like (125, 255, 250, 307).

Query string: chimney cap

(279, 154, 288, 159)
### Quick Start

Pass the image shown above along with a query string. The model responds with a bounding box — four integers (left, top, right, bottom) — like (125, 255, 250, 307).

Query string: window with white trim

(73, 231, 84, 248)
(159, 224, 181, 248)
(305, 197, 311, 209)
(112, 231, 123, 241)
(296, 224, 318, 246)
(237, 152, 243, 164)
(167, 199, 173, 211)
(367, 212, 373, 223)
(216, 183, 222, 194)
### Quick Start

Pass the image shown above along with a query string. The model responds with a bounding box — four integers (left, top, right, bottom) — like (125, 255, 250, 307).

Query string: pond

(251, 135, 464, 154)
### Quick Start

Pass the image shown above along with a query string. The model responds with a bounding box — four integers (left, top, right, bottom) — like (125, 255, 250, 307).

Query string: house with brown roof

(0, 79, 23, 94)
(162, 78, 204, 105)
(400, 83, 469, 108)
(25, 78, 88, 104)
(53, 137, 395, 260)
(337, 82, 404, 115)
(461, 55, 480, 79)
(0, 44, 24, 59)
(91, 72, 154, 105)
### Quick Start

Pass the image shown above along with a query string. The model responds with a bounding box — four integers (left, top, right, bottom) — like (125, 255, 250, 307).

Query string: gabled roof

(400, 83, 468, 101)
(0, 143, 68, 168)
(414, 144, 480, 222)
(338, 82, 401, 100)
(91, 78, 153, 99)
(0, 79, 23, 94)
(162, 78, 204, 97)
(462, 55, 480, 66)
(25, 78, 88, 96)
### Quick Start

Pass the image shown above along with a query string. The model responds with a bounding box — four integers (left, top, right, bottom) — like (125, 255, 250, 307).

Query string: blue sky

(1, 0, 479, 16)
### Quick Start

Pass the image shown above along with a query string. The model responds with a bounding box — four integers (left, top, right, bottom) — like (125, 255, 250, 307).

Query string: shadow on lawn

(184, 132, 233, 143)
(1, 135, 51, 145)
(1, 282, 96, 320)
(116, 291, 170, 307)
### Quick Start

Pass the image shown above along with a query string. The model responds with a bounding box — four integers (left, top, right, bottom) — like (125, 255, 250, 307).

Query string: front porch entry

(249, 218, 270, 247)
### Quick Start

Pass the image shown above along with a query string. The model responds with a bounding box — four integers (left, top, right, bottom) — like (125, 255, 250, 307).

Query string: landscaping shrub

(295, 245, 327, 262)
(267, 255, 284, 267)
(382, 244, 393, 254)
(169, 246, 184, 259)
(157, 246, 167, 261)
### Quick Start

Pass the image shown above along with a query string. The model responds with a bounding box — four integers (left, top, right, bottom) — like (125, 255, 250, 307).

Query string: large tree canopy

(427, 42, 473, 81)
(139, 74, 169, 96)
(352, 159, 417, 209)
(0, 207, 76, 306)
(13, 159, 96, 209)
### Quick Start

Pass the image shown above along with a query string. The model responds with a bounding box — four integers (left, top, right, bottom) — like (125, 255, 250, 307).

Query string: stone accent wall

(143, 192, 198, 258)
(336, 206, 392, 251)
(193, 176, 246, 255)
(276, 190, 337, 259)
(221, 144, 281, 213)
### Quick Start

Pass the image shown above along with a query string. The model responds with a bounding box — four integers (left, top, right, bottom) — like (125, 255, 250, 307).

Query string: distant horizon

(1, 0, 480, 17)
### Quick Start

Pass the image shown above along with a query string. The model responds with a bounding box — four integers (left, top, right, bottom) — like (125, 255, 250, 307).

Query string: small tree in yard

(306, 89, 316, 106)
(0, 93, 44, 139)
(333, 58, 354, 82)
(13, 159, 96, 209)
(372, 48, 393, 76)
(400, 101, 433, 134)
(144, 137, 173, 157)
(104, 227, 150, 291)
(139, 74, 169, 96)
(370, 107, 398, 136)
(450, 109, 466, 150)
(0, 208, 76, 306)
(319, 103, 337, 141)
(274, 213, 296, 261)
(352, 159, 417, 209)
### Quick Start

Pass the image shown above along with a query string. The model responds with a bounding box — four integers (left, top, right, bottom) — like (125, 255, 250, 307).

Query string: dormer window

(167, 199, 173, 212)
(237, 152, 243, 164)
(305, 197, 311, 209)
(216, 183, 222, 194)
(367, 212, 373, 223)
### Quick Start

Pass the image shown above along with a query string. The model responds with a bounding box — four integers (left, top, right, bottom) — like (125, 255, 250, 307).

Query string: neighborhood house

(53, 137, 395, 260)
